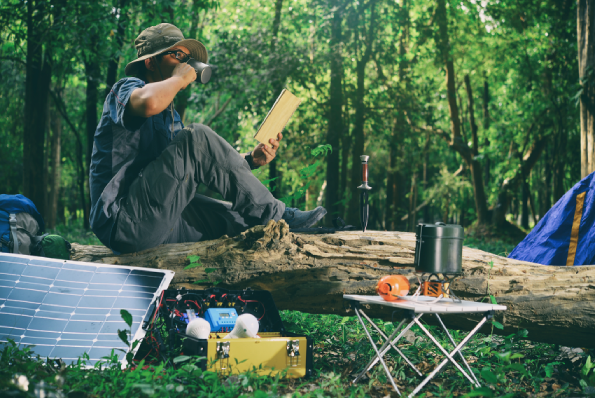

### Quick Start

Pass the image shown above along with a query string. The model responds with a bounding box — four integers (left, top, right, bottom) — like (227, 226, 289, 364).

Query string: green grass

(2, 310, 593, 397)
(3, 226, 593, 397)
(463, 236, 518, 258)
(48, 218, 103, 246)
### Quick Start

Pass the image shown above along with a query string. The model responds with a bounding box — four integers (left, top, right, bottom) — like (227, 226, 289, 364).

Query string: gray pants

(112, 124, 285, 253)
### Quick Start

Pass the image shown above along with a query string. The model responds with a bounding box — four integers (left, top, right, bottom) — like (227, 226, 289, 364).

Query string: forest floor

(4, 219, 591, 397)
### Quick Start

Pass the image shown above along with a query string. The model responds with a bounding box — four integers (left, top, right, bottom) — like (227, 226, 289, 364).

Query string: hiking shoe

(282, 206, 327, 229)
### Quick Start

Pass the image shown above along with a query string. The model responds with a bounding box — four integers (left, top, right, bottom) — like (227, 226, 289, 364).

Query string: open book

(254, 89, 301, 146)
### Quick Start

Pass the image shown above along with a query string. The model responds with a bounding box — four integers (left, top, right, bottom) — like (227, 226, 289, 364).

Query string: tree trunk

(385, 118, 404, 230)
(104, 0, 128, 98)
(435, 0, 489, 225)
(339, 126, 351, 219)
(324, 0, 344, 225)
(265, 0, 285, 200)
(521, 177, 529, 229)
(386, 1, 409, 231)
(49, 90, 92, 228)
(175, 0, 208, 122)
(71, 220, 595, 349)
(553, 121, 568, 202)
(578, 0, 595, 178)
(542, 145, 552, 218)
(483, 78, 491, 186)
(346, 0, 376, 226)
(47, 98, 62, 230)
(24, 0, 51, 219)
(83, 58, 100, 230)
(463, 77, 489, 224)
(492, 136, 547, 227)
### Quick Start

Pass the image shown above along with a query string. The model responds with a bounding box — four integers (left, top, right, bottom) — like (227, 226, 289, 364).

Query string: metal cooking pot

(414, 222, 464, 274)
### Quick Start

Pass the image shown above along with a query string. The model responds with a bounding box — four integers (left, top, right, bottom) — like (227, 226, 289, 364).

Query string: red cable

(183, 300, 202, 313)
(238, 296, 266, 321)
(151, 291, 165, 326)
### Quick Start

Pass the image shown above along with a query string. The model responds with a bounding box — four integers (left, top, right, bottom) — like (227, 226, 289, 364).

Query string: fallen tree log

(71, 220, 595, 348)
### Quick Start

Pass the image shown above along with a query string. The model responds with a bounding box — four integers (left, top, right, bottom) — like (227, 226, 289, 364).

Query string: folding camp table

(343, 294, 507, 397)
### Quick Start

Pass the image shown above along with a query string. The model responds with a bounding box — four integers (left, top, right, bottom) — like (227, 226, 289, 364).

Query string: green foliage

(184, 255, 203, 270)
(464, 236, 518, 258)
(582, 356, 595, 388)
(277, 144, 332, 208)
(0, 307, 590, 397)
(0, 0, 584, 233)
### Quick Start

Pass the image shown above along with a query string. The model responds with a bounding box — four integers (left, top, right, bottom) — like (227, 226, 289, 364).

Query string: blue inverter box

(204, 308, 238, 332)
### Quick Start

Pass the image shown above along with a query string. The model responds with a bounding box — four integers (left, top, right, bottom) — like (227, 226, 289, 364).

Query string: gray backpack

(0, 194, 45, 255)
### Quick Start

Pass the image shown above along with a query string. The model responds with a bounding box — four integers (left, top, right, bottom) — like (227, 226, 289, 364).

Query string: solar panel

(0, 253, 174, 366)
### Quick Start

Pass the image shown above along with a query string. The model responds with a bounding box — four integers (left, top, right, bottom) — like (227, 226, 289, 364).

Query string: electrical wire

(238, 296, 266, 321)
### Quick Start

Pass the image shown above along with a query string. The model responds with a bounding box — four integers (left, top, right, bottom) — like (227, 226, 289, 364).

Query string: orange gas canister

(376, 275, 410, 302)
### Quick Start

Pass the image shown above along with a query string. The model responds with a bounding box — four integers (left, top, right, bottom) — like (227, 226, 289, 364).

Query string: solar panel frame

(0, 252, 175, 367)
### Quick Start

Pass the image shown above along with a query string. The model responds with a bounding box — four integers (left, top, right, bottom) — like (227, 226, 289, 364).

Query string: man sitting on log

(89, 23, 326, 254)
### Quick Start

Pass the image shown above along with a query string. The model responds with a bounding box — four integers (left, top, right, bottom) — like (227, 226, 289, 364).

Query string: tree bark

(47, 98, 62, 230)
(324, 0, 344, 225)
(24, 0, 51, 219)
(71, 220, 595, 349)
(104, 0, 128, 98)
(492, 135, 548, 227)
(578, 0, 595, 178)
(175, 0, 207, 122)
(266, 0, 285, 200)
(49, 90, 91, 228)
(339, 125, 351, 215)
(385, 1, 409, 231)
(435, 0, 489, 225)
(385, 117, 404, 230)
(346, 0, 376, 226)
(483, 78, 491, 186)
(521, 177, 529, 229)
(83, 56, 100, 230)
(542, 145, 552, 218)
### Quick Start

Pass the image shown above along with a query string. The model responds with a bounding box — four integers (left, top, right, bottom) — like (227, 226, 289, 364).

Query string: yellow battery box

(182, 332, 312, 377)
(154, 287, 313, 378)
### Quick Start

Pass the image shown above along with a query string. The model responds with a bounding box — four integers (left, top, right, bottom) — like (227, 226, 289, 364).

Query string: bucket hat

(125, 23, 208, 76)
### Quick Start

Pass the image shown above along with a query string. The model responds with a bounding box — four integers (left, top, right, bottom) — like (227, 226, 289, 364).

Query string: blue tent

(508, 171, 595, 266)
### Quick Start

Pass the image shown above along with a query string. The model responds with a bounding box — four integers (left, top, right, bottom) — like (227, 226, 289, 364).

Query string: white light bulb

(223, 314, 259, 339)
(186, 318, 211, 339)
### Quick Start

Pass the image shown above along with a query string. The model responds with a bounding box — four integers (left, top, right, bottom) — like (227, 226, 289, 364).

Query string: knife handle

(362, 163, 368, 183)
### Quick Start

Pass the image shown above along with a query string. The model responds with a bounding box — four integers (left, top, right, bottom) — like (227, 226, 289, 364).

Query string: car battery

(156, 287, 313, 378)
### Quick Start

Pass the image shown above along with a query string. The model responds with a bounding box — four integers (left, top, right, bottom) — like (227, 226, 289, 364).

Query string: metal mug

(187, 58, 212, 84)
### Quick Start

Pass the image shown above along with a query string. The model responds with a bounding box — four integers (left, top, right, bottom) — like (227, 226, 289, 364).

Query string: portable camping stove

(418, 273, 462, 302)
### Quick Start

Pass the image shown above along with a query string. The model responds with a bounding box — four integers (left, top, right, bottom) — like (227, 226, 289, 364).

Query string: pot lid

(415, 222, 464, 238)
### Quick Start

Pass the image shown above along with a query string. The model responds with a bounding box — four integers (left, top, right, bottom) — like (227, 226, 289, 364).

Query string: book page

(254, 89, 301, 146)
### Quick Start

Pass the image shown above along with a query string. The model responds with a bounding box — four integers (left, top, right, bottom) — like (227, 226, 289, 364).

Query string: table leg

(408, 316, 488, 398)
(359, 310, 423, 377)
(354, 312, 423, 384)
(435, 314, 480, 386)
(413, 318, 478, 386)
(354, 307, 401, 394)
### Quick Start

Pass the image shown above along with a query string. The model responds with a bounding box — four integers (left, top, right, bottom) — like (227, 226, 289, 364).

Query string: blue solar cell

(0, 253, 174, 367)
(22, 265, 61, 280)
(0, 263, 27, 276)
(7, 288, 47, 303)
(56, 269, 95, 283)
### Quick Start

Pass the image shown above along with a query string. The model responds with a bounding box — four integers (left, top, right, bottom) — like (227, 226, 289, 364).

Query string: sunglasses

(162, 50, 191, 63)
